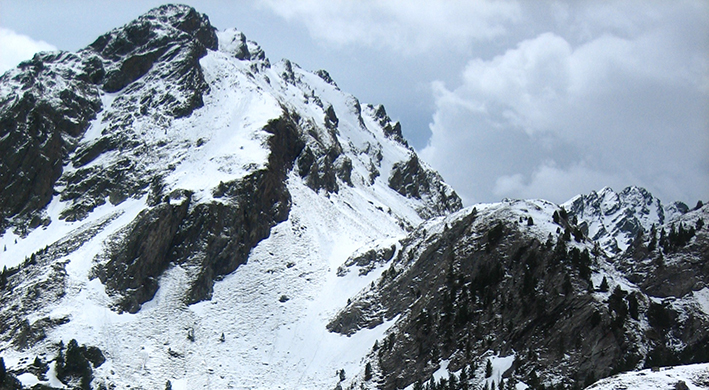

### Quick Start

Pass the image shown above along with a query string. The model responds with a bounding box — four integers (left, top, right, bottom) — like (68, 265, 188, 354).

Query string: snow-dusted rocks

(563, 186, 666, 254)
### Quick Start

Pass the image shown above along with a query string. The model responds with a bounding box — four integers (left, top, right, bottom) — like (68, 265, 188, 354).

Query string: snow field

(586, 363, 709, 390)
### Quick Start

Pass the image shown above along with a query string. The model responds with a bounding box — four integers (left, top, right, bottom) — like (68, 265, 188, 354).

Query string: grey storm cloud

(419, 1, 709, 205)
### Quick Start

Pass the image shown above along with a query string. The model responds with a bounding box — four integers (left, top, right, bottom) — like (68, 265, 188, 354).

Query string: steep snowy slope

(0, 5, 460, 389)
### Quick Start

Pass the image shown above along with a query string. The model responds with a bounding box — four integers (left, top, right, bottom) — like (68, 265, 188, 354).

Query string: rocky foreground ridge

(0, 4, 707, 390)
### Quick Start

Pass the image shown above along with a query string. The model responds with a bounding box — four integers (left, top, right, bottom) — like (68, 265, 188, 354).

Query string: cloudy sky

(1, 1, 707, 206)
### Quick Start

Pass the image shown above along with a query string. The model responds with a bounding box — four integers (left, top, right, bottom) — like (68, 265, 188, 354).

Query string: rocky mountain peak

(0, 4, 222, 235)
(0, 7, 464, 388)
(88, 4, 217, 61)
(217, 28, 267, 63)
(85, 3, 216, 98)
(563, 186, 665, 253)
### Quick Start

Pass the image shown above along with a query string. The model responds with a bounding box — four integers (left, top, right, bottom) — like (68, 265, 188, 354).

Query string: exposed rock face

(0, 5, 218, 235)
(168, 115, 304, 305)
(389, 153, 462, 219)
(0, 52, 103, 234)
(92, 195, 192, 313)
(0, 255, 70, 350)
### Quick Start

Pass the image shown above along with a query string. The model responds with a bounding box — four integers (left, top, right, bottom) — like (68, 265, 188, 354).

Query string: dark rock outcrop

(0, 52, 103, 235)
(173, 113, 304, 304)
(92, 195, 191, 313)
(91, 112, 305, 310)
(370, 104, 407, 146)
(389, 153, 462, 219)
(295, 112, 346, 194)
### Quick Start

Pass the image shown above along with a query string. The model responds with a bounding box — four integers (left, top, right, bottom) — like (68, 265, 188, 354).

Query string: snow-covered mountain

(0, 5, 706, 390)
(562, 186, 695, 255)
(0, 5, 460, 389)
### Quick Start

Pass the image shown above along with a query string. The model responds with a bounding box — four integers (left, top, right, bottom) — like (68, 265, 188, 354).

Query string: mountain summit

(0, 4, 461, 389)
(0, 5, 707, 390)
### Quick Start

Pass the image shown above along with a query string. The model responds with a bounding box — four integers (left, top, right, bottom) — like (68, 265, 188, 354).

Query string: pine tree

(627, 293, 639, 320)
(459, 366, 469, 390)
(486, 359, 493, 378)
(590, 310, 602, 328)
(528, 369, 540, 389)
(599, 276, 609, 292)
(648, 228, 657, 251)
(562, 228, 571, 242)
(364, 362, 373, 381)
(562, 274, 573, 295)
(448, 372, 457, 390)
(469, 360, 477, 379)
(0, 356, 6, 384)
(655, 252, 665, 268)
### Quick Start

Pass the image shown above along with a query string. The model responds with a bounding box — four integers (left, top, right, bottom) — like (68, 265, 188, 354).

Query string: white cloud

(458, 32, 572, 135)
(0, 27, 56, 74)
(493, 162, 626, 203)
(422, 1, 709, 205)
(256, 0, 521, 54)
